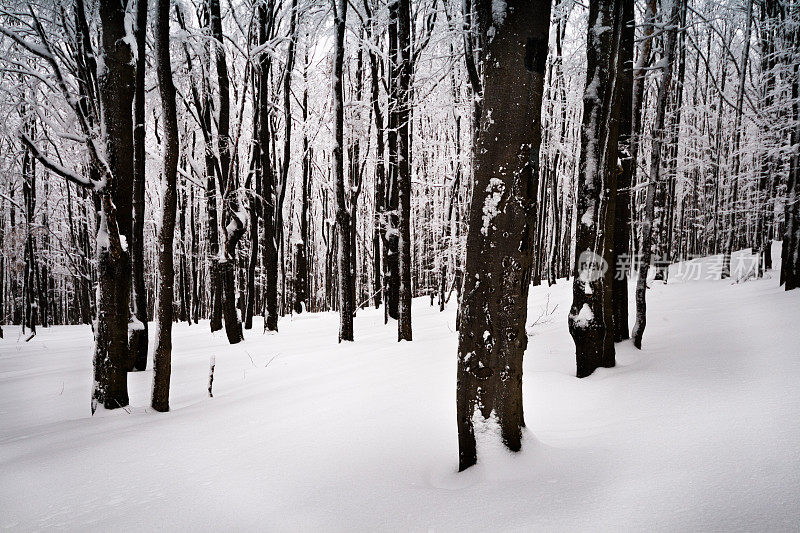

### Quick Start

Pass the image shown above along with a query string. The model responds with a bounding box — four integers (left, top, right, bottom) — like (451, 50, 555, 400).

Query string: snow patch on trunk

(481, 178, 505, 236)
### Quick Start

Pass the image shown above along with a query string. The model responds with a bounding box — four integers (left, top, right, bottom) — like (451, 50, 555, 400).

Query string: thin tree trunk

(385, 1, 400, 321)
(632, 0, 682, 349)
(259, 1, 279, 332)
(210, 0, 243, 344)
(294, 46, 311, 314)
(364, 0, 385, 310)
(722, 0, 754, 278)
(396, 0, 412, 341)
(130, 0, 148, 371)
(783, 11, 800, 290)
(152, 0, 178, 412)
(333, 0, 354, 341)
(613, 0, 634, 342)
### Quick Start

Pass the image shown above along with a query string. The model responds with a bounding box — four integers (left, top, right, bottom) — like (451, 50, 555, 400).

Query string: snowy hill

(1, 267, 799, 530)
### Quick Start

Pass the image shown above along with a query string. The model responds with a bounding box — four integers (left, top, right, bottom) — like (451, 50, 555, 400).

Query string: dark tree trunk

(130, 0, 148, 371)
(348, 42, 364, 318)
(190, 186, 199, 322)
(210, 0, 243, 344)
(613, 0, 634, 342)
(22, 146, 38, 337)
(632, 0, 681, 349)
(280, 0, 298, 317)
(294, 48, 310, 314)
(396, 0, 412, 341)
(385, 1, 400, 321)
(189, 8, 224, 333)
(244, 148, 259, 329)
(755, 0, 780, 276)
(568, 0, 624, 376)
(784, 21, 800, 290)
(91, 0, 136, 413)
(259, 2, 279, 332)
(456, 0, 550, 471)
(364, 0, 385, 310)
(722, 0, 754, 279)
(152, 0, 178, 412)
(333, 0, 354, 341)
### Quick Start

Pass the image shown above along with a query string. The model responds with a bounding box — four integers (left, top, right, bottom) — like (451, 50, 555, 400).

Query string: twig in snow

(208, 355, 216, 398)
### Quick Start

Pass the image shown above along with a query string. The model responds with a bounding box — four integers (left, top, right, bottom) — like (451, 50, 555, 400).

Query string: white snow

(491, 0, 507, 26)
(481, 178, 505, 236)
(96, 208, 110, 251)
(1, 245, 799, 530)
(128, 315, 145, 333)
(571, 303, 594, 326)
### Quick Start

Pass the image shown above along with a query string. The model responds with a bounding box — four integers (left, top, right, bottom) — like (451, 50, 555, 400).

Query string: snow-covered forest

(1, 0, 799, 529)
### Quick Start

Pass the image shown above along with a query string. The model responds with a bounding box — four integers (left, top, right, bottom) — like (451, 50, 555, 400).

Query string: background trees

(1, 0, 799, 410)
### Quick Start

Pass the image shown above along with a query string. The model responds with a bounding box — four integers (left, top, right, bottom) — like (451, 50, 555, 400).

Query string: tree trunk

(91, 0, 135, 413)
(396, 0, 412, 341)
(456, 0, 550, 471)
(333, 0, 354, 341)
(365, 1, 385, 310)
(258, 2, 279, 333)
(130, 0, 148, 371)
(210, 0, 243, 343)
(385, 1, 400, 321)
(632, 0, 681, 349)
(295, 47, 311, 314)
(152, 0, 178, 412)
(22, 146, 38, 337)
(722, 0, 754, 279)
(279, 0, 298, 319)
(568, 0, 624, 376)
(783, 14, 800, 290)
(612, 0, 634, 342)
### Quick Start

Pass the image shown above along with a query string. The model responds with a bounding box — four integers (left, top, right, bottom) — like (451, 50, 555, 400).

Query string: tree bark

(130, 0, 148, 371)
(385, 1, 400, 321)
(91, 0, 136, 413)
(152, 0, 178, 412)
(210, 0, 243, 343)
(632, 0, 681, 349)
(568, 0, 624, 376)
(456, 0, 550, 471)
(364, 0, 385, 310)
(612, 0, 634, 343)
(259, 1, 279, 332)
(721, 0, 754, 279)
(783, 11, 800, 290)
(333, 0, 354, 341)
(396, 0, 412, 341)
(294, 45, 311, 314)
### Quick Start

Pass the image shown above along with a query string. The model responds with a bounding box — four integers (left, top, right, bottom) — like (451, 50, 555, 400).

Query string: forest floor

(1, 248, 799, 531)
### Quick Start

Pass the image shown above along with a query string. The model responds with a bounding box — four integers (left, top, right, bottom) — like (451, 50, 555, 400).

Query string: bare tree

(130, 0, 148, 371)
(396, 0, 412, 341)
(151, 0, 179, 412)
(632, 0, 682, 349)
(333, 0, 354, 341)
(567, 0, 624, 376)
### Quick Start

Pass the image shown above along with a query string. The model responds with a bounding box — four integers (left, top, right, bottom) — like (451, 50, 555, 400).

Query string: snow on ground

(1, 251, 799, 531)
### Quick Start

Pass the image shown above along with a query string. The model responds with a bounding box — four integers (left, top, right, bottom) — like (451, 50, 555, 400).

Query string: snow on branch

(19, 133, 96, 190)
